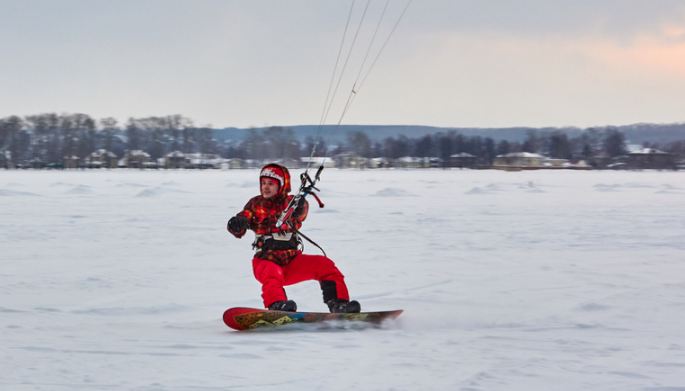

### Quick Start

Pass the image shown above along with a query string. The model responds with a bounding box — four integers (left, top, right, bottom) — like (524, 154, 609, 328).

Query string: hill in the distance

(214, 123, 685, 145)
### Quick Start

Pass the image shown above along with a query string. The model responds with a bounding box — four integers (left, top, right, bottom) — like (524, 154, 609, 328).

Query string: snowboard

(223, 307, 403, 331)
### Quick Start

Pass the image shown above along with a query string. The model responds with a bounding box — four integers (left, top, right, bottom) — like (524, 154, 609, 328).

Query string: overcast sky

(1, 0, 684, 128)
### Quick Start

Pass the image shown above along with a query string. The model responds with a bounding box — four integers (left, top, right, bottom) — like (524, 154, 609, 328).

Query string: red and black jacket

(229, 194, 309, 265)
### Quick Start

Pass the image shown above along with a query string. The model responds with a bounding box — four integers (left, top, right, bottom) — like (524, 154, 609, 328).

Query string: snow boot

(327, 299, 361, 313)
(268, 300, 297, 312)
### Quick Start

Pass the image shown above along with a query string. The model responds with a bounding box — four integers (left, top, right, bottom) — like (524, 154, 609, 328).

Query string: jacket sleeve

(290, 198, 308, 230)
(228, 198, 256, 238)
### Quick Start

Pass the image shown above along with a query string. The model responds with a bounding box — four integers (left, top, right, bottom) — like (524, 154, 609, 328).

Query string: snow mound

(117, 182, 148, 188)
(72, 303, 188, 316)
(656, 184, 683, 194)
(65, 185, 93, 194)
(0, 306, 26, 313)
(316, 208, 340, 214)
(50, 181, 74, 187)
(593, 183, 620, 192)
(595, 182, 667, 192)
(0, 189, 39, 196)
(373, 187, 415, 197)
(466, 182, 545, 194)
(465, 186, 486, 195)
(576, 303, 612, 312)
(136, 187, 189, 197)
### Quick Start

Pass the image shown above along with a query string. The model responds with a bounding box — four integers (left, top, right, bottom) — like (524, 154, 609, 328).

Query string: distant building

(300, 156, 335, 168)
(86, 149, 118, 168)
(334, 153, 367, 169)
(0, 150, 10, 168)
(625, 148, 676, 170)
(143, 160, 160, 169)
(493, 152, 545, 170)
(449, 153, 477, 168)
(542, 158, 591, 170)
(678, 159, 685, 171)
(542, 158, 569, 168)
(29, 158, 47, 169)
(164, 151, 188, 169)
(242, 159, 262, 169)
(225, 158, 245, 169)
(274, 158, 303, 170)
(395, 156, 422, 169)
(369, 157, 390, 168)
(185, 153, 222, 169)
(589, 152, 613, 169)
(423, 157, 443, 168)
(64, 155, 80, 169)
(120, 150, 151, 168)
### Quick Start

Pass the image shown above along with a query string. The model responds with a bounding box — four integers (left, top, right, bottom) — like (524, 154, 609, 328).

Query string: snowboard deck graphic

(223, 307, 403, 331)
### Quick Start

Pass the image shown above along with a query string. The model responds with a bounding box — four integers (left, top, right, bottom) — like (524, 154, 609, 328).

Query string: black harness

(252, 232, 301, 252)
(252, 229, 327, 257)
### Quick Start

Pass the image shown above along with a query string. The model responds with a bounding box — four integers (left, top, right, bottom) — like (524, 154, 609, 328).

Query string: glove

(227, 215, 249, 234)
(291, 198, 308, 222)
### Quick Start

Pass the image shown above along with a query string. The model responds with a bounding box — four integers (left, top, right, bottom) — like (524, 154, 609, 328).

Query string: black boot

(268, 300, 297, 312)
(327, 299, 361, 313)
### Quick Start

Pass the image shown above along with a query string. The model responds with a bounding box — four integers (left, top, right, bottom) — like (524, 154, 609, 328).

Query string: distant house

(422, 157, 443, 168)
(143, 160, 160, 169)
(590, 152, 613, 169)
(64, 155, 80, 169)
(542, 158, 569, 168)
(369, 157, 390, 168)
(242, 159, 262, 169)
(29, 158, 47, 169)
(225, 158, 245, 169)
(542, 158, 591, 170)
(625, 148, 676, 170)
(86, 149, 118, 168)
(0, 150, 10, 168)
(274, 158, 303, 170)
(121, 150, 151, 168)
(164, 151, 188, 169)
(449, 153, 477, 168)
(185, 153, 222, 169)
(493, 152, 545, 170)
(678, 159, 685, 171)
(300, 156, 335, 168)
(334, 153, 367, 169)
(395, 156, 422, 169)
(571, 160, 591, 169)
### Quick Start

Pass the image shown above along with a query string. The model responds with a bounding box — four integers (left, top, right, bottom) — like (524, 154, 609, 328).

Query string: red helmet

(259, 163, 291, 196)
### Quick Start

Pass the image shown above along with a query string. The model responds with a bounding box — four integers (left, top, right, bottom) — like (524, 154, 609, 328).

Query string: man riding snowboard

(227, 163, 361, 313)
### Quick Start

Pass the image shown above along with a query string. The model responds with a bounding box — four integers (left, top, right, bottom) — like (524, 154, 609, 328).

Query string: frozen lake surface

(2, 168, 685, 390)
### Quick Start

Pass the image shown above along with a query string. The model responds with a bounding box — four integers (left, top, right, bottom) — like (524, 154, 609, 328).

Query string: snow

(2, 168, 685, 390)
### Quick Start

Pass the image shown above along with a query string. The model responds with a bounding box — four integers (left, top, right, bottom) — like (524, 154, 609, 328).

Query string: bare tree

(347, 131, 373, 157)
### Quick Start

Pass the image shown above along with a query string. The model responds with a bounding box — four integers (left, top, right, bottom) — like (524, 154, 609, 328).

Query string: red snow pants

(252, 253, 350, 308)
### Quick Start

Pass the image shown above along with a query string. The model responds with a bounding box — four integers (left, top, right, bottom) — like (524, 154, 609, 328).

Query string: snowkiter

(227, 163, 361, 313)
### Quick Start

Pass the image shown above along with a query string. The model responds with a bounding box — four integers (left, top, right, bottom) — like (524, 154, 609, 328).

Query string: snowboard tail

(223, 307, 403, 331)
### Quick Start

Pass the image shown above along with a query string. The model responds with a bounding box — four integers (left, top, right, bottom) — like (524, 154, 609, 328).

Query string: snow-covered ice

(1, 169, 685, 390)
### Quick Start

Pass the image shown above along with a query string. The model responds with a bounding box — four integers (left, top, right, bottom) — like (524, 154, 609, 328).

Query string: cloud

(406, 0, 685, 43)
(2, 1, 684, 127)
(347, 25, 685, 127)
(573, 30, 685, 79)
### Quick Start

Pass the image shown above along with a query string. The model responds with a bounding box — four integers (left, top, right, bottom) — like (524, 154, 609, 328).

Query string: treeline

(344, 127, 685, 162)
(0, 113, 215, 164)
(2, 113, 685, 167)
